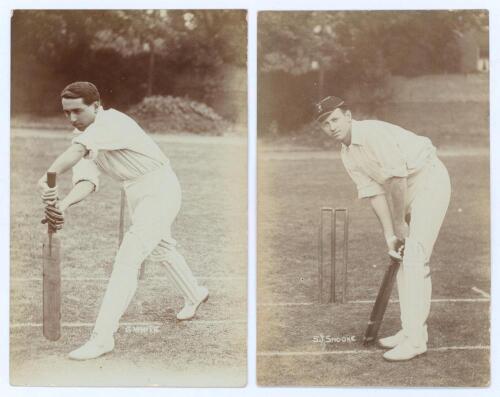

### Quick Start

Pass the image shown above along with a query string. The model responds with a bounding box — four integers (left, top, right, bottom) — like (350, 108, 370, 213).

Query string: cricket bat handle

(46, 172, 57, 234)
(47, 172, 56, 188)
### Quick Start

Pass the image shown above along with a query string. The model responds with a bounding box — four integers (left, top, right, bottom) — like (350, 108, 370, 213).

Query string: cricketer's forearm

(47, 143, 87, 176)
(386, 177, 408, 238)
(59, 180, 95, 211)
(369, 194, 395, 244)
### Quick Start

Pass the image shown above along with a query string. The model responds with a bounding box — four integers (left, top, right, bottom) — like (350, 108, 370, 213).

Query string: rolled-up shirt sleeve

(72, 158, 101, 192)
(345, 166, 385, 199)
(365, 130, 408, 182)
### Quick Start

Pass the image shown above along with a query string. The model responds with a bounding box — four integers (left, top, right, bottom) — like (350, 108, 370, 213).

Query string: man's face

(61, 97, 98, 131)
(320, 108, 352, 144)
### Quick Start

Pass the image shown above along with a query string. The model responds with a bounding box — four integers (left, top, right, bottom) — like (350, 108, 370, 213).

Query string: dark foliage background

(258, 10, 488, 137)
(11, 10, 247, 123)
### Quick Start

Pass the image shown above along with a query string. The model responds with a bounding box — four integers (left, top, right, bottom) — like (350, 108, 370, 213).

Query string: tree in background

(11, 11, 117, 113)
(258, 10, 488, 135)
(11, 10, 246, 115)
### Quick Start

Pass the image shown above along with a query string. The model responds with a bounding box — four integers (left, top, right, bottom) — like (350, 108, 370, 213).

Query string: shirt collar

(340, 120, 362, 150)
(349, 120, 363, 146)
(94, 105, 104, 122)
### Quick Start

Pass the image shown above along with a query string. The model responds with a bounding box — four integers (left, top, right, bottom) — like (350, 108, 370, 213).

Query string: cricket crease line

(261, 150, 489, 161)
(11, 276, 246, 282)
(257, 345, 490, 357)
(351, 298, 490, 303)
(11, 320, 247, 328)
(472, 286, 490, 298)
(258, 302, 315, 306)
(258, 298, 490, 306)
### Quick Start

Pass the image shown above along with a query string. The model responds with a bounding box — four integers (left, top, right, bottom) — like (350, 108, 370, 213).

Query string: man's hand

(38, 175, 58, 205)
(387, 235, 405, 262)
(41, 203, 65, 231)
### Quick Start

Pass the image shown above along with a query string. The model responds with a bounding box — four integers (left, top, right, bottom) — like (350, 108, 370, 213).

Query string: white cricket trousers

(398, 155, 451, 346)
(93, 165, 203, 338)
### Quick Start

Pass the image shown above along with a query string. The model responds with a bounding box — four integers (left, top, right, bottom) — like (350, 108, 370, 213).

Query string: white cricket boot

(378, 325, 428, 349)
(378, 330, 405, 349)
(176, 286, 209, 321)
(68, 333, 115, 360)
(383, 338, 427, 362)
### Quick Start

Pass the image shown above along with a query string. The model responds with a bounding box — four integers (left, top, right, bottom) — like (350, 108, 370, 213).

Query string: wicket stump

(318, 207, 349, 304)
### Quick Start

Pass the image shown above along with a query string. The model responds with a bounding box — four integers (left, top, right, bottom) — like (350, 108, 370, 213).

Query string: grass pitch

(10, 129, 247, 386)
(257, 145, 490, 386)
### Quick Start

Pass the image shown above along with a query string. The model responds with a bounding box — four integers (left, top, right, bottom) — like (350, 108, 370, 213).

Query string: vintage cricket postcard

(257, 9, 490, 387)
(10, 9, 247, 387)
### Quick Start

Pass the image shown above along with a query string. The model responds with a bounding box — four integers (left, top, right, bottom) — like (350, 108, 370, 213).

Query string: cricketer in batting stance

(315, 96, 451, 361)
(38, 81, 208, 360)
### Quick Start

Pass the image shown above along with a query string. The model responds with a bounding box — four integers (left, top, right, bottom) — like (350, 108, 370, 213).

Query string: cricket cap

(314, 96, 345, 122)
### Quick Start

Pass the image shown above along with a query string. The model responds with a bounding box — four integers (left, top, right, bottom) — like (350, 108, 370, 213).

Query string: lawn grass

(10, 128, 247, 386)
(257, 145, 490, 386)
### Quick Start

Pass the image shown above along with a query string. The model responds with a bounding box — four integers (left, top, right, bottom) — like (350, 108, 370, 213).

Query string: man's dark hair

(60, 82, 100, 105)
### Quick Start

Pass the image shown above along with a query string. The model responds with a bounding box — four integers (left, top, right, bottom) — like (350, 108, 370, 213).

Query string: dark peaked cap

(315, 96, 345, 122)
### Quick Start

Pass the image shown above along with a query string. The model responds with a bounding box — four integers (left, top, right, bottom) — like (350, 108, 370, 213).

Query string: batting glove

(387, 235, 405, 262)
(41, 203, 64, 231)
(38, 175, 58, 205)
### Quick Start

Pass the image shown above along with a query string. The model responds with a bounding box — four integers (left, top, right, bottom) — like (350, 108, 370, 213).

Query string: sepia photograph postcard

(4, 1, 499, 395)
(10, 9, 247, 387)
(257, 9, 490, 386)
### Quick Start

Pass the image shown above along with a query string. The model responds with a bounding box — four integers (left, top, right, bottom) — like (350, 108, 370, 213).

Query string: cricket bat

(42, 172, 61, 341)
(363, 258, 400, 346)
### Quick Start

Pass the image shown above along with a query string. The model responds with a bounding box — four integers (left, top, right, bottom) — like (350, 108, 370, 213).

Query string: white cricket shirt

(341, 119, 436, 199)
(71, 107, 170, 190)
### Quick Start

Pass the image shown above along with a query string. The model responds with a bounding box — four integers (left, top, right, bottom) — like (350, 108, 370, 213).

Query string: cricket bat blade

(363, 259, 400, 346)
(42, 171, 61, 341)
